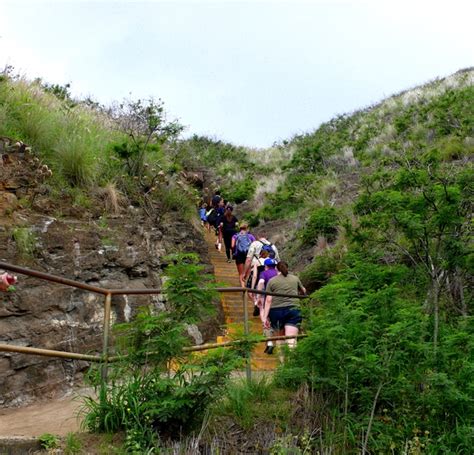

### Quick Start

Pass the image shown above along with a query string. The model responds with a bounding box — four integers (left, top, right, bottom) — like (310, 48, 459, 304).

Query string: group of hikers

(199, 192, 306, 355)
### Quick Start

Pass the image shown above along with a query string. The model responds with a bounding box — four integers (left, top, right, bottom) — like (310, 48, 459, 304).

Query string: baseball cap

(264, 258, 277, 267)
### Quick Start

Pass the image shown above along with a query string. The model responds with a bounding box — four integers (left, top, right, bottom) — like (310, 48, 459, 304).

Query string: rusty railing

(0, 261, 308, 380)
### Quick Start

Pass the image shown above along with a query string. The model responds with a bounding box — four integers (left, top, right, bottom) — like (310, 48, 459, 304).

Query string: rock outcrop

(0, 139, 219, 407)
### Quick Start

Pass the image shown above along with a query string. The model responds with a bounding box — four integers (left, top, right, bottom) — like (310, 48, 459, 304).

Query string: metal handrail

(0, 261, 309, 378)
(0, 262, 307, 299)
(0, 334, 307, 363)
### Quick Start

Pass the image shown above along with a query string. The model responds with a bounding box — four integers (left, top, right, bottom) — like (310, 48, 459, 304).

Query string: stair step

(204, 229, 278, 371)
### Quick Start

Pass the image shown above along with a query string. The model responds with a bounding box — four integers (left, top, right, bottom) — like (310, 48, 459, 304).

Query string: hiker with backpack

(231, 222, 255, 286)
(220, 205, 239, 262)
(214, 199, 226, 251)
(243, 232, 280, 309)
(199, 202, 208, 227)
(206, 206, 218, 236)
(243, 233, 280, 278)
(244, 245, 274, 316)
(211, 191, 222, 209)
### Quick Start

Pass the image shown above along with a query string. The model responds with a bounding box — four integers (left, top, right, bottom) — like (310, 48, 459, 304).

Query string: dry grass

(94, 183, 127, 215)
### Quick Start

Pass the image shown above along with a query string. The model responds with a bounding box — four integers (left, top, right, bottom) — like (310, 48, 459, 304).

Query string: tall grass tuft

(214, 375, 291, 430)
(0, 76, 119, 187)
(11, 227, 37, 258)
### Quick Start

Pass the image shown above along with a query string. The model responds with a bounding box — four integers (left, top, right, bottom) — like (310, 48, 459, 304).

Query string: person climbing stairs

(205, 229, 277, 371)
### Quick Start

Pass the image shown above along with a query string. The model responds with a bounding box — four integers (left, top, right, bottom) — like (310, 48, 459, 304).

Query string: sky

(0, 0, 473, 148)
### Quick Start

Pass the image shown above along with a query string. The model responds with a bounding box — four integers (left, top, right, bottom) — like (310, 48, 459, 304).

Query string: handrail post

(243, 289, 251, 381)
(101, 292, 112, 382)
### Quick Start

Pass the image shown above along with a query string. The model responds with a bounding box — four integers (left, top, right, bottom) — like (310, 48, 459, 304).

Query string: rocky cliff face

(0, 139, 219, 407)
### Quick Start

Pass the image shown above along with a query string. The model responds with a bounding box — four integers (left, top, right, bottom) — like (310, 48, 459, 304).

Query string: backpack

(235, 233, 252, 254)
(206, 209, 217, 226)
(260, 242, 276, 259)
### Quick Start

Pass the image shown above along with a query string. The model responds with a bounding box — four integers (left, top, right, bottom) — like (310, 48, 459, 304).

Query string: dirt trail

(0, 392, 83, 437)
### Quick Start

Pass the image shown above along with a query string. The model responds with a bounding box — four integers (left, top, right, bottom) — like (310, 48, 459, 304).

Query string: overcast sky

(0, 0, 472, 147)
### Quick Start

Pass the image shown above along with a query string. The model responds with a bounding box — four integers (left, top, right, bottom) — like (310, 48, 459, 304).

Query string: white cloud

(0, 0, 472, 147)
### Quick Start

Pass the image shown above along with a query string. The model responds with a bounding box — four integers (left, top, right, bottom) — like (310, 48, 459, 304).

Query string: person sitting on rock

(199, 202, 208, 227)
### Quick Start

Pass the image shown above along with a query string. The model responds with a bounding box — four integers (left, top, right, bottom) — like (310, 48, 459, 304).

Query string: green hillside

(1, 67, 473, 453)
(179, 69, 474, 452)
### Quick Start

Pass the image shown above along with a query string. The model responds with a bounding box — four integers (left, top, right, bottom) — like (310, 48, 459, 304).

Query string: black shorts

(269, 306, 302, 330)
(233, 251, 247, 265)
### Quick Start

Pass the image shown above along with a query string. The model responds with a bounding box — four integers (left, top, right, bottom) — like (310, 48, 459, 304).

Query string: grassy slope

(0, 73, 199, 220)
(250, 68, 474, 268)
(2, 68, 473, 454)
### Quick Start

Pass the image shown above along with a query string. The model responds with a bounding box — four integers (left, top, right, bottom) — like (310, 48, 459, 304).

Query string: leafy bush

(299, 251, 342, 293)
(64, 432, 82, 454)
(81, 254, 242, 452)
(276, 258, 474, 453)
(39, 433, 59, 450)
(11, 227, 37, 258)
(300, 206, 339, 245)
(222, 177, 257, 204)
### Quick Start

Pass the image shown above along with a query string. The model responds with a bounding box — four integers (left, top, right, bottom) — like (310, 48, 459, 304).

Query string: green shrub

(38, 433, 59, 450)
(214, 376, 292, 430)
(435, 136, 472, 161)
(163, 253, 218, 323)
(300, 206, 339, 245)
(64, 432, 82, 454)
(277, 258, 474, 453)
(222, 177, 257, 204)
(11, 227, 37, 258)
(299, 252, 342, 293)
(246, 212, 261, 228)
(81, 254, 242, 452)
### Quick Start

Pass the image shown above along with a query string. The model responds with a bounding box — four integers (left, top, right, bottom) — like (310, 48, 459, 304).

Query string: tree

(108, 98, 184, 177)
(352, 150, 472, 348)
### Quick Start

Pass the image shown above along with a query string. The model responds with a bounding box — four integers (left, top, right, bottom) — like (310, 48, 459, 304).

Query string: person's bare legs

(284, 325, 299, 349)
(236, 263, 246, 287)
(218, 226, 223, 251)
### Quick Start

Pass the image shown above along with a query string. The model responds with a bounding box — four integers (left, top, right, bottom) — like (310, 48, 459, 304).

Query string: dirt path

(0, 392, 84, 437)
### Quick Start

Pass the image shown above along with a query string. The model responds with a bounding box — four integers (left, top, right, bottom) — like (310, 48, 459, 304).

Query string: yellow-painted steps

(204, 229, 277, 371)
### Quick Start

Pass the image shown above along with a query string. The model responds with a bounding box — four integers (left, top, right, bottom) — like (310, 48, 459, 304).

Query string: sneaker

(227, 259, 232, 263)
(215, 243, 218, 249)
(217, 243, 222, 251)
(264, 345, 274, 355)
(253, 306, 260, 317)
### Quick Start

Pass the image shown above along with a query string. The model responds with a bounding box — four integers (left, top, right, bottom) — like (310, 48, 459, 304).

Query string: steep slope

(254, 68, 474, 269)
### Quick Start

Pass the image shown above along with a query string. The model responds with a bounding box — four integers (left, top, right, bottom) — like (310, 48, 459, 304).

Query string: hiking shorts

(233, 251, 247, 265)
(269, 306, 302, 331)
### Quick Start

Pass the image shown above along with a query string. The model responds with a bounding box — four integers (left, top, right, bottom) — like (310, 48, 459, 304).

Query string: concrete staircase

(205, 230, 277, 371)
